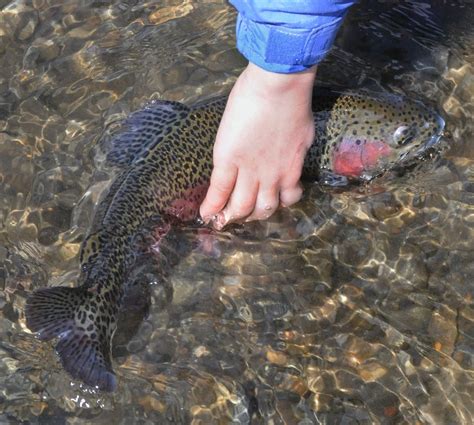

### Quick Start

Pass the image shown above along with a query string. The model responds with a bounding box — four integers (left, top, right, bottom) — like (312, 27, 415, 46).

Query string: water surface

(0, 1, 473, 424)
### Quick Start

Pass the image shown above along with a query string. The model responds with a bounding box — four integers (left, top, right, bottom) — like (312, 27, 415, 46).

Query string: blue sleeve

(230, 0, 357, 73)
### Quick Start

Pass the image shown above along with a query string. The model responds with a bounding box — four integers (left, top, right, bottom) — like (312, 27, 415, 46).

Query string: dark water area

(0, 1, 473, 424)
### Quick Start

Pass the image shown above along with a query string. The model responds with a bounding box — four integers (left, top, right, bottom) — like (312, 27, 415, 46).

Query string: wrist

(240, 62, 317, 104)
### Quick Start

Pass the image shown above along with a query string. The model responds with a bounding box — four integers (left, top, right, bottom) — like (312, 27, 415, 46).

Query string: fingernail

(212, 212, 226, 230)
(201, 215, 212, 224)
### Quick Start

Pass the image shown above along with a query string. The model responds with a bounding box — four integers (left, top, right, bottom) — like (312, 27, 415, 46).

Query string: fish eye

(393, 125, 417, 146)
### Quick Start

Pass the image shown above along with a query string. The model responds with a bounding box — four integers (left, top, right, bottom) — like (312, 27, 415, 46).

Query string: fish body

(25, 89, 445, 391)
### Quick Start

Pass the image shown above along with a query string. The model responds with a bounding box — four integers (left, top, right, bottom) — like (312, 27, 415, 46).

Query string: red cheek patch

(332, 138, 392, 178)
(362, 141, 392, 169)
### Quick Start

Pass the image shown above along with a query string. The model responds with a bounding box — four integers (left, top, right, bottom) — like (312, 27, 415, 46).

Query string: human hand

(199, 62, 317, 230)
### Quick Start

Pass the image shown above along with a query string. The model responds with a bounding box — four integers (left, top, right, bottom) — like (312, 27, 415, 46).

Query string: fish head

(326, 92, 445, 181)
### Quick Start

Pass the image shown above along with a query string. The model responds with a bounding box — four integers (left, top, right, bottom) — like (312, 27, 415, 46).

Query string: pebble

(384, 405, 398, 417)
(126, 337, 146, 353)
(313, 297, 338, 323)
(443, 64, 474, 118)
(0, 2, 471, 424)
(57, 242, 80, 262)
(193, 345, 210, 358)
(265, 348, 288, 366)
(308, 392, 333, 413)
(307, 374, 325, 394)
(358, 361, 388, 382)
(17, 13, 39, 41)
(0, 36, 7, 55)
(34, 38, 61, 61)
(456, 72, 474, 103)
(280, 375, 308, 397)
(427, 306, 457, 355)
(443, 95, 464, 118)
(162, 65, 190, 87)
(188, 68, 209, 84)
(370, 192, 403, 221)
(30, 401, 48, 416)
(37, 226, 59, 245)
(205, 48, 246, 72)
(333, 227, 373, 268)
(148, 3, 194, 25)
(138, 395, 166, 413)
(67, 17, 101, 39)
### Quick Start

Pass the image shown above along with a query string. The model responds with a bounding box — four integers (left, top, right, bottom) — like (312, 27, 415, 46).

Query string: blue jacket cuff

(235, 13, 346, 73)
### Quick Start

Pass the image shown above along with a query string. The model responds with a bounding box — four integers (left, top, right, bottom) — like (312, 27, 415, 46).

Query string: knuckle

(280, 188, 302, 207)
(206, 202, 224, 213)
(259, 200, 279, 214)
(202, 195, 226, 213)
(280, 171, 302, 188)
(294, 185, 303, 196)
(232, 203, 254, 219)
(210, 175, 234, 194)
(214, 183, 232, 194)
(237, 204, 254, 218)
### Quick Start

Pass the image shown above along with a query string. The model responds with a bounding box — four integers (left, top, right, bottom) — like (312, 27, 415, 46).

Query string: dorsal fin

(105, 100, 190, 167)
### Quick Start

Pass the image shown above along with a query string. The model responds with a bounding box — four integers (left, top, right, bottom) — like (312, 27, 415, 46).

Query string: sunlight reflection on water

(0, 0, 473, 423)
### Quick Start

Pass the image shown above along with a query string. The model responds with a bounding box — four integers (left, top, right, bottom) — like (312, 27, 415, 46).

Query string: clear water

(0, 1, 473, 424)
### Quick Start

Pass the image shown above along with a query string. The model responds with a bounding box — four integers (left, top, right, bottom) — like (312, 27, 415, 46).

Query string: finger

(245, 186, 280, 222)
(200, 164, 237, 221)
(217, 172, 259, 229)
(279, 183, 303, 208)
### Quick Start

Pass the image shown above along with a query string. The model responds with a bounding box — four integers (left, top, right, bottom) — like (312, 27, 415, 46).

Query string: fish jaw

(332, 137, 392, 179)
(416, 113, 446, 153)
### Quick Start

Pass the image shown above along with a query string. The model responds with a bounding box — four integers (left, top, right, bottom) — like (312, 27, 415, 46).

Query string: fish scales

(25, 89, 445, 391)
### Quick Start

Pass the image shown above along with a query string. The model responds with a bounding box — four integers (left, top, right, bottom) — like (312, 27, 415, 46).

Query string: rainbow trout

(25, 89, 445, 391)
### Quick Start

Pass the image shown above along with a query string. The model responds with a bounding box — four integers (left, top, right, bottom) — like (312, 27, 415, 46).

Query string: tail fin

(25, 287, 117, 392)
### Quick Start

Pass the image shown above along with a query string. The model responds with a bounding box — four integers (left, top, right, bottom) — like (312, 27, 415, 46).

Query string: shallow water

(0, 0, 473, 424)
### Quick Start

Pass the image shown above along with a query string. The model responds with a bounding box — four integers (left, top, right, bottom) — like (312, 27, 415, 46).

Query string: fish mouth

(389, 112, 445, 173)
(413, 113, 446, 158)
(427, 113, 446, 148)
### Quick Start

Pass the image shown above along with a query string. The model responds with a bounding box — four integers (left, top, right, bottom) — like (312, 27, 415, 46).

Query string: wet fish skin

(25, 89, 444, 391)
